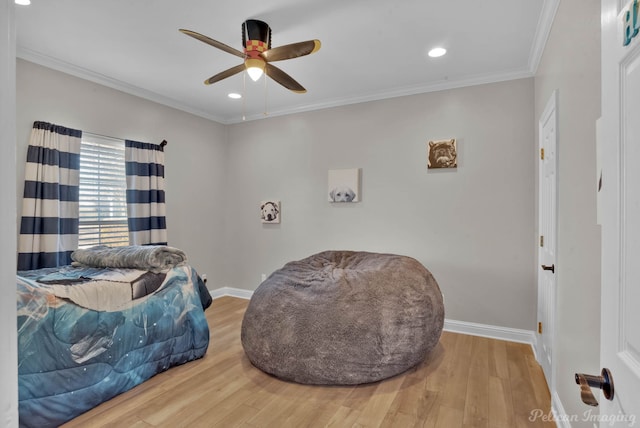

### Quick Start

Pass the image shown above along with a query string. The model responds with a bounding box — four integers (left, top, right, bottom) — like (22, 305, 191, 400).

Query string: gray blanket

(71, 245, 187, 272)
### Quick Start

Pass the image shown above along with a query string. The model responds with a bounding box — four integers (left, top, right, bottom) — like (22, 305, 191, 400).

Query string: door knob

(541, 264, 555, 273)
(574, 368, 614, 406)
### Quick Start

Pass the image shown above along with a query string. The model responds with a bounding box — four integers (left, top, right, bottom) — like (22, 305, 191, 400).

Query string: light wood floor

(62, 297, 554, 428)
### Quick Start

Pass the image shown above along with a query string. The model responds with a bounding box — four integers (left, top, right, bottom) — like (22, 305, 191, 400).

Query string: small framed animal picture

(427, 138, 457, 169)
(328, 168, 360, 202)
(261, 200, 280, 224)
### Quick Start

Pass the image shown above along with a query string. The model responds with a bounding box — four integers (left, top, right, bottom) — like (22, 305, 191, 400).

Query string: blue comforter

(17, 264, 211, 428)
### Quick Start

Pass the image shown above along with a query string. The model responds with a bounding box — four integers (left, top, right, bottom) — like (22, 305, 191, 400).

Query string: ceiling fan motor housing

(243, 19, 271, 56)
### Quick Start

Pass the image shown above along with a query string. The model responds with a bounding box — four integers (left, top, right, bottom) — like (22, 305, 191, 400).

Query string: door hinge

(538, 322, 543, 334)
(540, 148, 545, 160)
(540, 235, 544, 247)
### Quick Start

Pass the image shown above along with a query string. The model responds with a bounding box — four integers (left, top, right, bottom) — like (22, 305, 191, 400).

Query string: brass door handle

(541, 264, 555, 273)
(574, 368, 614, 407)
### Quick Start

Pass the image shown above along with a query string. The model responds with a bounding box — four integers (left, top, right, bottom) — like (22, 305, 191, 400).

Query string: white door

(598, 0, 640, 423)
(537, 90, 557, 390)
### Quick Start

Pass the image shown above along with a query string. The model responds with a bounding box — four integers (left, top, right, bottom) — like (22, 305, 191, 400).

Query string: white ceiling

(15, 0, 558, 124)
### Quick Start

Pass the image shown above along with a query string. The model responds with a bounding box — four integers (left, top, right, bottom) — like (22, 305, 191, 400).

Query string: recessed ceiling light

(15, 0, 31, 4)
(228, 93, 242, 99)
(428, 47, 447, 58)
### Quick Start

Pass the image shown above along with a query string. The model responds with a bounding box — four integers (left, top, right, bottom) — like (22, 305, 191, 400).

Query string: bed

(17, 246, 212, 428)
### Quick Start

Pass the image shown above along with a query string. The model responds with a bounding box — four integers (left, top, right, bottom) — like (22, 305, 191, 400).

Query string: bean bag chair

(241, 250, 445, 385)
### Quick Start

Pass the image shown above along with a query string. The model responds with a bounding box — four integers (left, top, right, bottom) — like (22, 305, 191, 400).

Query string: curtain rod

(83, 131, 167, 147)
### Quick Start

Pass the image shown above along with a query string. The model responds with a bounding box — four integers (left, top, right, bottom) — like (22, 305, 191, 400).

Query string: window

(78, 134, 129, 248)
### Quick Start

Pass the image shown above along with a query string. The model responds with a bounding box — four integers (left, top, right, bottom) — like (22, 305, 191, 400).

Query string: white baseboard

(209, 286, 253, 300)
(210, 287, 537, 348)
(443, 319, 536, 346)
(551, 391, 569, 428)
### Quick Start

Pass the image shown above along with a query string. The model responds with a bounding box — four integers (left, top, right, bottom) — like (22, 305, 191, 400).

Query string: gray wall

(226, 78, 537, 330)
(16, 59, 229, 288)
(16, 64, 537, 335)
(1, 1, 18, 425)
(534, 0, 601, 423)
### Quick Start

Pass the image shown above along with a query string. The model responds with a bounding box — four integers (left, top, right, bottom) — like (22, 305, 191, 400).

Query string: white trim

(528, 0, 561, 74)
(551, 391, 570, 428)
(0, 2, 19, 425)
(537, 89, 559, 404)
(443, 319, 536, 347)
(16, 47, 227, 124)
(18, 48, 536, 126)
(210, 288, 537, 348)
(231, 68, 534, 124)
(209, 286, 254, 300)
(18, 45, 533, 125)
(533, 329, 541, 362)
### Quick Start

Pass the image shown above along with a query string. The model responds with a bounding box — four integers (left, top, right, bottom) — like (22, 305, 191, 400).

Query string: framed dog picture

(261, 200, 280, 224)
(427, 138, 457, 169)
(328, 168, 360, 202)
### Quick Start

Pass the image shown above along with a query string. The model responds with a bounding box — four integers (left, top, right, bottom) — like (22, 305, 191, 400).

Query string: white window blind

(78, 134, 129, 248)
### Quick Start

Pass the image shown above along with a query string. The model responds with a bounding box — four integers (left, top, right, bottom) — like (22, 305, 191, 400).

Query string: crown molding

(18, 0, 559, 127)
(228, 68, 535, 124)
(16, 47, 227, 124)
(528, 0, 561, 73)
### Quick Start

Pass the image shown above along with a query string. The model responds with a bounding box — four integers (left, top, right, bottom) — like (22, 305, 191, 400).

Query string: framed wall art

(427, 139, 457, 169)
(328, 168, 360, 202)
(260, 200, 280, 224)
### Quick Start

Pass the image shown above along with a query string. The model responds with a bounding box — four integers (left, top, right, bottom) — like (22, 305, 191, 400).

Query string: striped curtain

(18, 121, 82, 270)
(125, 140, 167, 245)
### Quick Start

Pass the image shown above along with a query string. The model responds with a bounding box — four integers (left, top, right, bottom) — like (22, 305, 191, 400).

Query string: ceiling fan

(179, 19, 321, 93)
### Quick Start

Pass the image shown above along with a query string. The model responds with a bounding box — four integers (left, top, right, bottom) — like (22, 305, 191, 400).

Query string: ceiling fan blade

(265, 63, 306, 93)
(261, 40, 321, 62)
(205, 64, 246, 85)
(179, 29, 245, 59)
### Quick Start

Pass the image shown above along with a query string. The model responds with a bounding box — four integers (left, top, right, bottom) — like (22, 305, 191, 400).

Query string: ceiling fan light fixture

(180, 19, 319, 93)
(245, 58, 265, 82)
